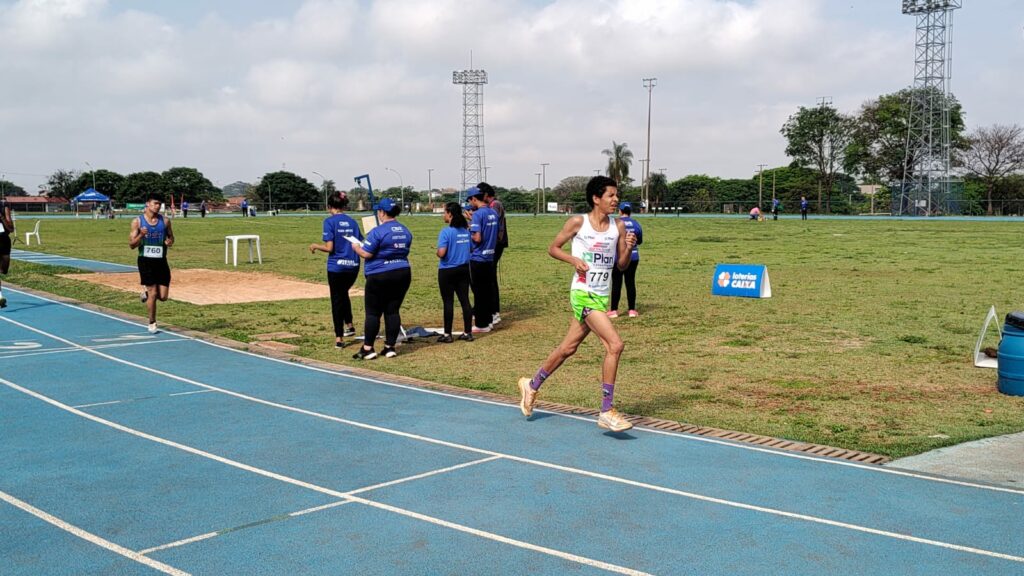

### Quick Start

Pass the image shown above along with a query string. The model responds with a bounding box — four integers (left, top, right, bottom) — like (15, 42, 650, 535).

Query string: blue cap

(465, 186, 484, 199)
(373, 197, 396, 212)
(619, 202, 632, 211)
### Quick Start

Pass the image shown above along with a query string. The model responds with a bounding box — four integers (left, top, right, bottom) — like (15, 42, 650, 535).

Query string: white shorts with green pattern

(570, 289, 609, 322)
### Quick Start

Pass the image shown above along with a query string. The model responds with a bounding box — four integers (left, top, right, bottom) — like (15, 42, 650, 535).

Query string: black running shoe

(343, 326, 356, 337)
(335, 340, 345, 348)
(437, 334, 454, 343)
(458, 332, 474, 342)
(382, 346, 398, 358)
(352, 347, 376, 360)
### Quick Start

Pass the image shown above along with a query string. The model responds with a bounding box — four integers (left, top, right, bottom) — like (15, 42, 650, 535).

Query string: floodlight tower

(453, 68, 488, 198)
(898, 0, 962, 216)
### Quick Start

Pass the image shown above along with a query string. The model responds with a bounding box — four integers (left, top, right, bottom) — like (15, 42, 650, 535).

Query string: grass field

(7, 213, 1024, 458)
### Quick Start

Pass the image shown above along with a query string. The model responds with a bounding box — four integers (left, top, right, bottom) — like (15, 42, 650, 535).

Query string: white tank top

(570, 214, 619, 296)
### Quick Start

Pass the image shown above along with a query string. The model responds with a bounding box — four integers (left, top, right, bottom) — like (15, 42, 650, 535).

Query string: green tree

(648, 172, 668, 207)
(118, 172, 169, 204)
(71, 169, 124, 198)
(602, 141, 633, 185)
(222, 181, 253, 199)
(46, 169, 80, 199)
(252, 171, 318, 208)
(162, 167, 222, 203)
(781, 104, 855, 213)
(0, 179, 27, 196)
(845, 87, 967, 185)
(958, 124, 1024, 215)
(552, 176, 590, 205)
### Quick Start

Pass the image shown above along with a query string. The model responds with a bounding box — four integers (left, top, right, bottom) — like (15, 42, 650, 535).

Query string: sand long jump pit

(62, 268, 362, 305)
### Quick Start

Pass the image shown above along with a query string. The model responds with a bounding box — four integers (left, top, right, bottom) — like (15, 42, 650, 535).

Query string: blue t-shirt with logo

(437, 226, 471, 269)
(322, 213, 362, 273)
(469, 206, 498, 262)
(620, 216, 642, 262)
(362, 221, 412, 276)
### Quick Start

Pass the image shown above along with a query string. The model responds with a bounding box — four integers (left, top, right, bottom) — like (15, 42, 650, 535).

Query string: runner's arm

(128, 218, 144, 249)
(548, 216, 587, 274)
(616, 219, 635, 271)
(309, 240, 334, 254)
(2, 207, 13, 236)
(163, 218, 174, 248)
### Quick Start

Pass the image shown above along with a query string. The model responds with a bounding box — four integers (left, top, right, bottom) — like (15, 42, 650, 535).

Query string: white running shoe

(492, 313, 501, 325)
(471, 325, 492, 334)
(517, 377, 538, 417)
(597, 408, 633, 432)
(147, 323, 158, 334)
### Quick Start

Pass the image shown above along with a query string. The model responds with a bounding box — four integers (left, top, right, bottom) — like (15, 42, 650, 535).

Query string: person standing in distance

(517, 176, 637, 432)
(609, 202, 642, 319)
(199, 200, 207, 218)
(309, 191, 362, 347)
(241, 198, 248, 217)
(467, 187, 499, 333)
(0, 196, 14, 309)
(435, 202, 474, 343)
(130, 193, 175, 333)
(771, 197, 780, 221)
(480, 182, 507, 325)
(349, 198, 412, 359)
(182, 199, 189, 218)
(800, 196, 808, 220)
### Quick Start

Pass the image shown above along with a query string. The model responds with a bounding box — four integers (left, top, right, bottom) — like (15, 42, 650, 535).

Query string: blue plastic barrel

(997, 312, 1024, 396)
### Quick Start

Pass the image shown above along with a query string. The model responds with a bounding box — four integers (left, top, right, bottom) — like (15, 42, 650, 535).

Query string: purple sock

(601, 383, 615, 412)
(530, 368, 549, 391)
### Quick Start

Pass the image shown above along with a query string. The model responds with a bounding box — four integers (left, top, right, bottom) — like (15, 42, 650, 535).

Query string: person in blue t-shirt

(610, 202, 643, 318)
(348, 198, 412, 359)
(436, 202, 474, 343)
(309, 191, 362, 348)
(240, 198, 248, 217)
(467, 187, 499, 333)
(771, 197, 780, 221)
(800, 196, 809, 220)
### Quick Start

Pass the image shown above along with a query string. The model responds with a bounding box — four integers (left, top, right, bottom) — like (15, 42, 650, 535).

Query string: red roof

(4, 196, 67, 204)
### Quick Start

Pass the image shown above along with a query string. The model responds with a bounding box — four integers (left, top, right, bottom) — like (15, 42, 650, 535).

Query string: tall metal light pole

(427, 168, 434, 209)
(535, 172, 542, 213)
(384, 166, 404, 209)
(84, 161, 96, 191)
(642, 77, 657, 213)
(757, 164, 767, 209)
(312, 171, 327, 210)
(540, 163, 549, 210)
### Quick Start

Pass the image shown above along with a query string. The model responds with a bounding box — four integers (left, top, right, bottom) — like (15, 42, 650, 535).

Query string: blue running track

(1, 287, 1022, 575)
(10, 248, 137, 273)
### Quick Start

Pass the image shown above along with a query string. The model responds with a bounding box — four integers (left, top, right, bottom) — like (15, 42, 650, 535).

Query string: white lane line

(9, 287, 1022, 494)
(168, 390, 216, 398)
(0, 489, 190, 576)
(0, 377, 648, 576)
(1, 322, 1022, 565)
(137, 532, 218, 555)
(0, 338, 178, 360)
(140, 457, 501, 555)
(73, 400, 124, 409)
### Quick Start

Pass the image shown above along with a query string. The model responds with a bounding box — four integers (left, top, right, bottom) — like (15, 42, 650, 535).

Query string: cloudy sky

(0, 0, 1021, 195)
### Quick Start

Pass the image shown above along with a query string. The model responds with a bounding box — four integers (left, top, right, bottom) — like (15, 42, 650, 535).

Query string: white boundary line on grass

(0, 376, 649, 576)
(0, 488, 190, 576)
(7, 287, 1024, 495)
(2, 317, 1023, 565)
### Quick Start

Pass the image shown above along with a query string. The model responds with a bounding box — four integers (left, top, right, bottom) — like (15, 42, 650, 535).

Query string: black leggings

(611, 259, 639, 311)
(438, 265, 472, 335)
(327, 270, 358, 337)
(470, 260, 496, 328)
(363, 268, 412, 347)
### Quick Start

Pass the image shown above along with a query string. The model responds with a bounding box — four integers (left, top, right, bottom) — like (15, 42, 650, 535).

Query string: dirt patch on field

(60, 268, 363, 305)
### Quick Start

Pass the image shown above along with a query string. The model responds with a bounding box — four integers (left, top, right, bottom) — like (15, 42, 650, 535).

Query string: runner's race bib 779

(142, 245, 164, 258)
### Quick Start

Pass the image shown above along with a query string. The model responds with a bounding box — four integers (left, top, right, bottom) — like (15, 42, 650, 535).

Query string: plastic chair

(24, 221, 41, 245)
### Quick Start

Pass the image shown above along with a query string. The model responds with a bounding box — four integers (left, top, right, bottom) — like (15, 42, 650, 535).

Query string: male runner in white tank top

(517, 176, 637, 432)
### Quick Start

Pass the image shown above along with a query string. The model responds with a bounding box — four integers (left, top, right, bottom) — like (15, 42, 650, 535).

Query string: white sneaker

(492, 313, 501, 325)
(597, 408, 633, 432)
(471, 325, 492, 334)
(147, 323, 158, 334)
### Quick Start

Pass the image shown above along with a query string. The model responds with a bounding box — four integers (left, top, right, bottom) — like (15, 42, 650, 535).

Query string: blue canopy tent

(72, 188, 112, 217)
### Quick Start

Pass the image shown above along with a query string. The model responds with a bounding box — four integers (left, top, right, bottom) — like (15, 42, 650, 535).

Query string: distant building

(3, 195, 68, 213)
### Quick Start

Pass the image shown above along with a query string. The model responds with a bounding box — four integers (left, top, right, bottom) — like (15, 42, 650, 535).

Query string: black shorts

(0, 234, 10, 257)
(138, 256, 171, 287)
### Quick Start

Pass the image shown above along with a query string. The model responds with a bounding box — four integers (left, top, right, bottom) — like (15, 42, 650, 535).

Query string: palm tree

(601, 141, 633, 185)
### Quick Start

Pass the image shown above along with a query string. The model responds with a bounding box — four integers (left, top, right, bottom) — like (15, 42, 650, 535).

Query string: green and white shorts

(570, 289, 609, 322)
